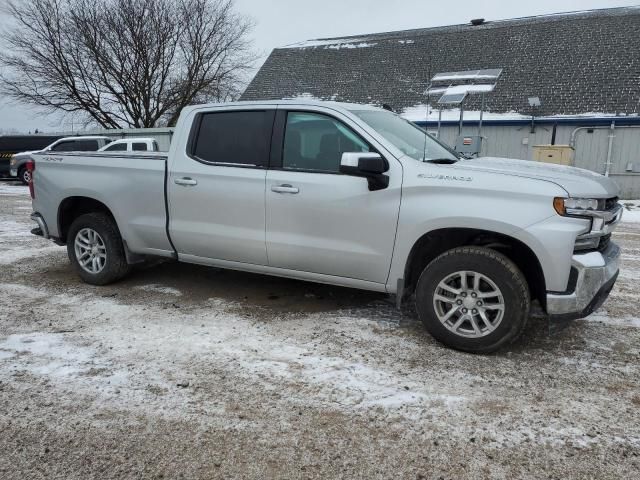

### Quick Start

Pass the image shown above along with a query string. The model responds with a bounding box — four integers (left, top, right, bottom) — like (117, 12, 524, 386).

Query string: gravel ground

(0, 181, 639, 479)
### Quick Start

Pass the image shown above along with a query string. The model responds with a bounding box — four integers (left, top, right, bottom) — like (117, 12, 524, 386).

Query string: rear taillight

(26, 160, 35, 199)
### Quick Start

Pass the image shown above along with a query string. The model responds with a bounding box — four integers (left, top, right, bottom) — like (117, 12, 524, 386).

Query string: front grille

(598, 234, 611, 252)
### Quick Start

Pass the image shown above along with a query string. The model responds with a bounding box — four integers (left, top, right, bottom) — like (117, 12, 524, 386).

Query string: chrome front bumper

(546, 242, 620, 320)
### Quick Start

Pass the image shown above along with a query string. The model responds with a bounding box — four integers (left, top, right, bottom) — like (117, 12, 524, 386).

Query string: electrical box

(455, 135, 483, 155)
(532, 145, 574, 166)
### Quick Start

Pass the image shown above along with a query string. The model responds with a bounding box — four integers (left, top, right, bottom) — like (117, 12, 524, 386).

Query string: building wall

(421, 121, 640, 199)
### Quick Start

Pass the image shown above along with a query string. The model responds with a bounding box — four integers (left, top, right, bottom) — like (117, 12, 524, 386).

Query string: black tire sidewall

(415, 248, 529, 353)
(66, 213, 129, 285)
(19, 167, 29, 185)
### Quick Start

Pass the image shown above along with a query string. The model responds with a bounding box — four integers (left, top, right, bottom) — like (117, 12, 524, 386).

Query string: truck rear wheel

(415, 246, 530, 354)
(66, 213, 131, 285)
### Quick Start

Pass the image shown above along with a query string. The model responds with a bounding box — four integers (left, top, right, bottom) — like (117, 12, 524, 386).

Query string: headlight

(554, 197, 603, 216)
(9, 157, 16, 166)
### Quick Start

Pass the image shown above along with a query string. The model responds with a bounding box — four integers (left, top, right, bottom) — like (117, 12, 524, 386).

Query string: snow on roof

(326, 42, 377, 50)
(244, 7, 640, 118)
(277, 6, 640, 50)
(284, 38, 377, 49)
(400, 105, 626, 122)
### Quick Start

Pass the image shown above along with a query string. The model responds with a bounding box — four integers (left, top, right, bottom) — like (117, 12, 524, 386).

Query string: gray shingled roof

(241, 7, 640, 118)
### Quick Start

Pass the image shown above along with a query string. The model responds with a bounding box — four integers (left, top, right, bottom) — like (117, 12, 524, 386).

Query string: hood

(451, 157, 620, 198)
(13, 150, 42, 160)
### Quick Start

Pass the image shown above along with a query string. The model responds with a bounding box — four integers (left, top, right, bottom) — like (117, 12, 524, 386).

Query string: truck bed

(31, 151, 174, 257)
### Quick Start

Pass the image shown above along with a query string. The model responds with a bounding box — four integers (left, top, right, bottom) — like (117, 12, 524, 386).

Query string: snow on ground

(584, 313, 640, 329)
(621, 199, 640, 224)
(0, 193, 64, 265)
(0, 182, 29, 196)
(133, 284, 183, 296)
(1, 191, 639, 478)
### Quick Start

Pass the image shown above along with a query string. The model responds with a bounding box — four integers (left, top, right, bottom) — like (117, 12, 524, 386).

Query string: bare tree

(0, 0, 255, 128)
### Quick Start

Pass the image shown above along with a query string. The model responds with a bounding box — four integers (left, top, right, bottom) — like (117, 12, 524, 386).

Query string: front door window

(282, 112, 371, 173)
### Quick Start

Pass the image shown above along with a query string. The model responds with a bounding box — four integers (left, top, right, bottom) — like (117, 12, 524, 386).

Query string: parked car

(0, 135, 62, 178)
(10, 136, 112, 184)
(28, 100, 622, 353)
(98, 138, 160, 153)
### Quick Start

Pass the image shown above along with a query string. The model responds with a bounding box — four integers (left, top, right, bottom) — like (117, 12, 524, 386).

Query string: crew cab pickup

(28, 100, 623, 353)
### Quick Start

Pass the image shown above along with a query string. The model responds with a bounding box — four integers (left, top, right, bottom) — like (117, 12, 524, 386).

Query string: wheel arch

(57, 196, 118, 244)
(402, 228, 547, 308)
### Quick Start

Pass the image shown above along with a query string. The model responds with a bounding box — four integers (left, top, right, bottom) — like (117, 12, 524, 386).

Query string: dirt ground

(1, 181, 639, 479)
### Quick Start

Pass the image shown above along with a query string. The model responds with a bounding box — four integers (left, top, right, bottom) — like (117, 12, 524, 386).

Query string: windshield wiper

(423, 158, 459, 164)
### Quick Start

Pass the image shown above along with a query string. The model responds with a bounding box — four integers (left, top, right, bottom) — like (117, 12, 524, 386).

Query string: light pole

(528, 96, 541, 134)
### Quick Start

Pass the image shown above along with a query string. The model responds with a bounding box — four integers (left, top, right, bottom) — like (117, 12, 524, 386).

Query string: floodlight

(437, 92, 467, 105)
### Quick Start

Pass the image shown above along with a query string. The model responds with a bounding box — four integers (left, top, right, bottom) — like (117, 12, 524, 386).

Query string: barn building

(241, 7, 640, 197)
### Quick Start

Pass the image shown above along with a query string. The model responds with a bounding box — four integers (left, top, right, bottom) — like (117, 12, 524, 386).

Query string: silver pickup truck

(29, 100, 623, 353)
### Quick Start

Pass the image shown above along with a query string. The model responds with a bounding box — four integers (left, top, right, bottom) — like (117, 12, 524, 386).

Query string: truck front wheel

(66, 213, 131, 285)
(415, 247, 530, 353)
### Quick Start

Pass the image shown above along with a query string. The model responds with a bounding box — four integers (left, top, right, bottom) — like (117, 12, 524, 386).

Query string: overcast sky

(1, 0, 638, 133)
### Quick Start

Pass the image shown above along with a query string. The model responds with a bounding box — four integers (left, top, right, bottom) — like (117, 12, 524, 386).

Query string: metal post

(478, 93, 485, 137)
(437, 109, 442, 138)
(459, 102, 464, 135)
(425, 88, 430, 129)
(605, 120, 615, 177)
(530, 107, 536, 134)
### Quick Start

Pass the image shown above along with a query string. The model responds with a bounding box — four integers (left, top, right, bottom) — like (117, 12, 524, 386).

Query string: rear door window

(132, 142, 148, 151)
(191, 111, 273, 167)
(103, 142, 128, 152)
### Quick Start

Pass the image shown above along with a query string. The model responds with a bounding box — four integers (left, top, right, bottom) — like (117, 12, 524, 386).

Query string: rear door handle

(174, 177, 198, 186)
(271, 184, 299, 194)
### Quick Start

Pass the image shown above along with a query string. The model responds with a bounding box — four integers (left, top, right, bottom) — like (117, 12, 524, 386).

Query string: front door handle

(174, 177, 198, 186)
(271, 184, 299, 194)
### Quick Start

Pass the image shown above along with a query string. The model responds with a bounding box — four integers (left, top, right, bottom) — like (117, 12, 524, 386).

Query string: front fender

(385, 164, 570, 293)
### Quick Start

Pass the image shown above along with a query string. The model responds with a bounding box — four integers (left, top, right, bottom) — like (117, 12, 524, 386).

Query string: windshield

(352, 110, 458, 162)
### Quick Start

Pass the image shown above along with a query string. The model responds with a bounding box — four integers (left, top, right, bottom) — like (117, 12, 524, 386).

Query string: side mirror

(340, 152, 389, 191)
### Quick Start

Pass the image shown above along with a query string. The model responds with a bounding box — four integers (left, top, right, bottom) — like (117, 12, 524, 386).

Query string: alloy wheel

(432, 270, 505, 338)
(74, 228, 107, 274)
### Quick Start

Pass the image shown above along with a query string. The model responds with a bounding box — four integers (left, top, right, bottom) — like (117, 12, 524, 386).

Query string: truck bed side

(32, 151, 174, 257)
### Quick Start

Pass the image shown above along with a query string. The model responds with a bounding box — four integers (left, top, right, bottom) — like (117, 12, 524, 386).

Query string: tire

(415, 246, 530, 354)
(18, 167, 30, 185)
(66, 213, 131, 285)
